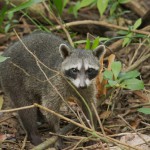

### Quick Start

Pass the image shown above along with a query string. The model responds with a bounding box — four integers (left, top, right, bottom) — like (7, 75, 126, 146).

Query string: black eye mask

(64, 68, 78, 79)
(86, 68, 99, 80)
(65, 67, 99, 81)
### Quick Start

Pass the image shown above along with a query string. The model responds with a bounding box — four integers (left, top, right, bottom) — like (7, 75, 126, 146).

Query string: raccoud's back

(0, 32, 70, 78)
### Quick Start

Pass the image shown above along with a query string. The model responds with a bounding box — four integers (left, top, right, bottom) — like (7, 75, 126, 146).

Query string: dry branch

(124, 1, 147, 17)
(50, 20, 150, 35)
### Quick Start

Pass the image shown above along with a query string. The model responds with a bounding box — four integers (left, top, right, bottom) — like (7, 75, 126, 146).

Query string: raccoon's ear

(93, 45, 106, 59)
(59, 44, 71, 59)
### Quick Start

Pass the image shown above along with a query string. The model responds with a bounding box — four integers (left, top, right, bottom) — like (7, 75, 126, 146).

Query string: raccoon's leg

(18, 108, 42, 145)
(41, 94, 62, 149)
(8, 92, 42, 146)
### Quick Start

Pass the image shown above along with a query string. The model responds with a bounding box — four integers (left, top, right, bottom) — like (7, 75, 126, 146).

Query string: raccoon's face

(59, 44, 105, 89)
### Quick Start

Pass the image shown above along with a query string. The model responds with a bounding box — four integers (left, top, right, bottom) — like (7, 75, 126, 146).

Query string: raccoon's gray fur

(0, 32, 105, 147)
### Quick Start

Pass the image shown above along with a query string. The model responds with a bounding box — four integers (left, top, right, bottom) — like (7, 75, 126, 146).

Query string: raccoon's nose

(79, 85, 87, 89)
(79, 84, 87, 89)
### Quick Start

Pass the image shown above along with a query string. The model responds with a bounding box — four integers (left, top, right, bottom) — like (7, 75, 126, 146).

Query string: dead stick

(125, 53, 150, 72)
(50, 20, 150, 35)
(0, 105, 34, 113)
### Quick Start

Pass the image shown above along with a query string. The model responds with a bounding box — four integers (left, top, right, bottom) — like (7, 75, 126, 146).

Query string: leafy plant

(69, 0, 109, 17)
(0, 0, 45, 33)
(50, 0, 69, 16)
(103, 61, 144, 90)
(97, 0, 109, 16)
(69, 0, 96, 17)
(118, 18, 143, 47)
(110, 0, 130, 16)
(138, 107, 150, 115)
(0, 2, 7, 32)
(7, 0, 43, 14)
(85, 36, 109, 50)
(69, 0, 131, 17)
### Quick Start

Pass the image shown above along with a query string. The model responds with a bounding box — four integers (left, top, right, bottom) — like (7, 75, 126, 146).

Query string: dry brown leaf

(96, 54, 115, 98)
(99, 111, 112, 119)
(133, 91, 149, 103)
(130, 117, 141, 130)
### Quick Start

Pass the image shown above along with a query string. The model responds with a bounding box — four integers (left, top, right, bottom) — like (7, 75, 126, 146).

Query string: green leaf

(0, 55, 9, 63)
(119, 70, 140, 81)
(8, 0, 43, 14)
(97, 0, 109, 16)
(74, 40, 87, 44)
(63, 0, 69, 7)
(85, 39, 91, 50)
(79, 0, 95, 9)
(91, 37, 100, 50)
(118, 0, 130, 4)
(99, 37, 110, 42)
(0, 4, 7, 27)
(121, 78, 144, 90)
(110, 2, 118, 15)
(138, 108, 150, 115)
(111, 61, 122, 80)
(103, 70, 113, 80)
(108, 80, 118, 87)
(118, 30, 128, 35)
(5, 24, 11, 33)
(135, 34, 146, 38)
(70, 1, 80, 17)
(53, 0, 64, 15)
(133, 18, 142, 30)
(7, 12, 14, 20)
(122, 32, 132, 47)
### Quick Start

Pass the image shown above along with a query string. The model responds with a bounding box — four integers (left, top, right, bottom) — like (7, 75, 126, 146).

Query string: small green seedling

(85, 36, 109, 50)
(103, 61, 144, 90)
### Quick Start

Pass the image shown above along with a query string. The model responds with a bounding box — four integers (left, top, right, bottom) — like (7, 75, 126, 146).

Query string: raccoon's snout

(79, 85, 87, 89)
(78, 78, 88, 89)
(71, 78, 91, 89)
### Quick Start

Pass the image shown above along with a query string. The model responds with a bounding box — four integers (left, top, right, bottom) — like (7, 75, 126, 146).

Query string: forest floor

(0, 0, 150, 150)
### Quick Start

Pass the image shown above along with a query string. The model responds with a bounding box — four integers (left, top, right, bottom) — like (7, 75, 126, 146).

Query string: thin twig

(21, 134, 27, 150)
(125, 53, 150, 72)
(0, 105, 35, 113)
(129, 34, 150, 66)
(43, 1, 74, 47)
(92, 103, 106, 136)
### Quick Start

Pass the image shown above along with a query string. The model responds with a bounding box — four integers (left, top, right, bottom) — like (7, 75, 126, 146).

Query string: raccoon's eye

(87, 68, 95, 74)
(87, 68, 99, 80)
(71, 68, 78, 74)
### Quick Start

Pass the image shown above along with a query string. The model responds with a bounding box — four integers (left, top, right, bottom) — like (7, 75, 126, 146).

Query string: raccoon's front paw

(30, 134, 43, 146)
(55, 138, 63, 150)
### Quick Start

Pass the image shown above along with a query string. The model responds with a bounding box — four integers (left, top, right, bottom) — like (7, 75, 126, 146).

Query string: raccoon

(0, 32, 105, 147)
